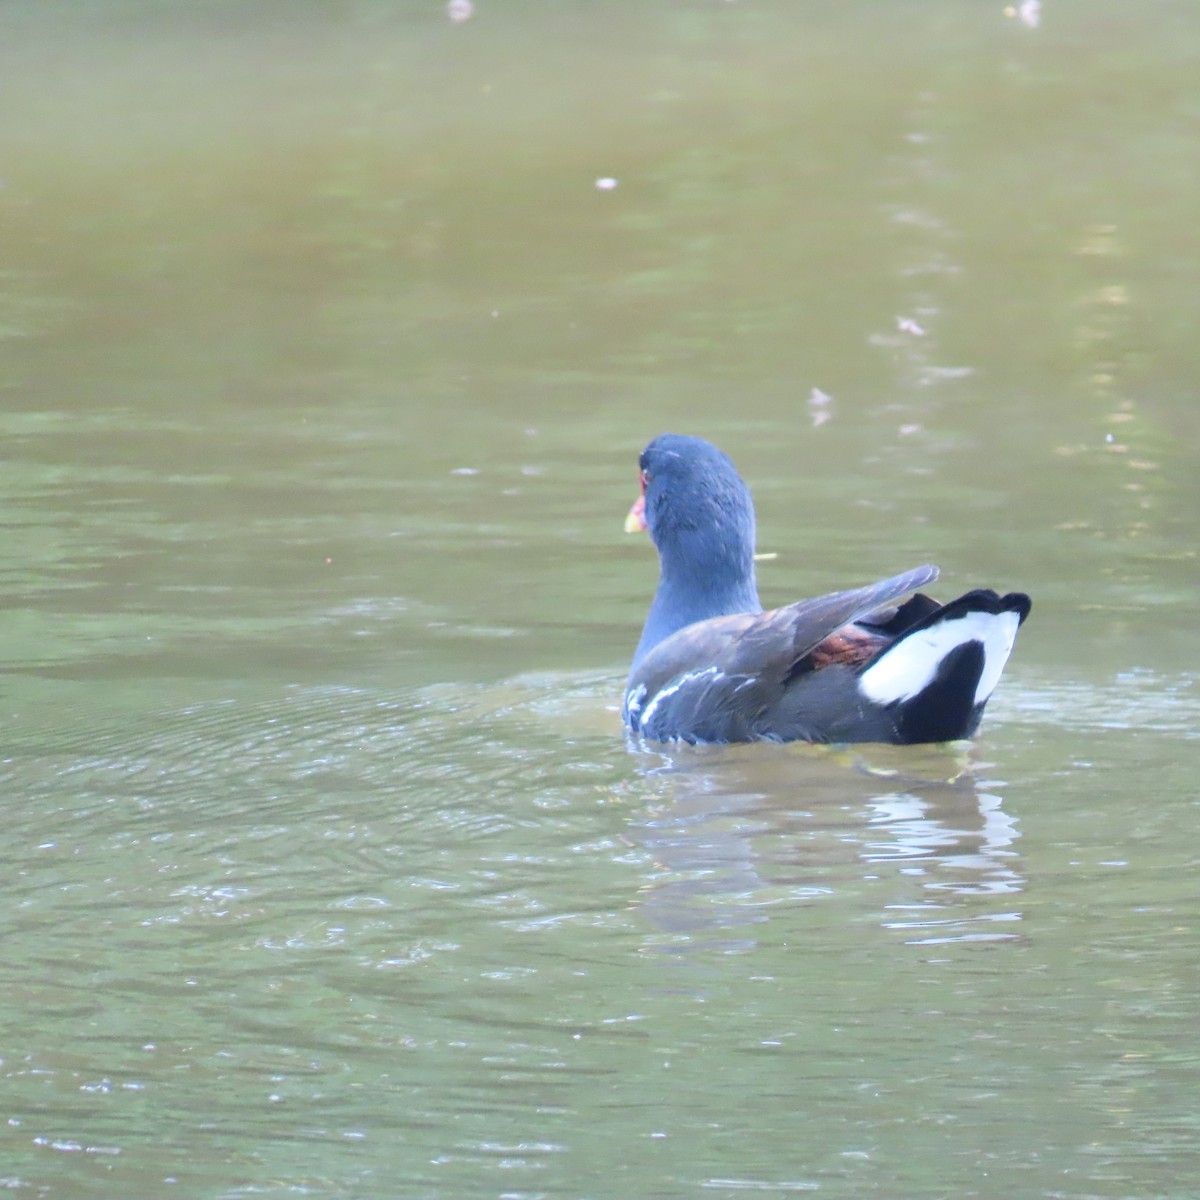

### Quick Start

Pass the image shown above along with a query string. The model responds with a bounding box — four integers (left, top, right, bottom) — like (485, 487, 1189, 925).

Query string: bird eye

(640, 468, 652, 490)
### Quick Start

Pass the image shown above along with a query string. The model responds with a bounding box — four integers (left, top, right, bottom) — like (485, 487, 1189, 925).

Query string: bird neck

(631, 528, 761, 670)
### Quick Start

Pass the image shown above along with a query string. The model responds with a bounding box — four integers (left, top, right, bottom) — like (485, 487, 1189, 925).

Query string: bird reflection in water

(618, 741, 1023, 954)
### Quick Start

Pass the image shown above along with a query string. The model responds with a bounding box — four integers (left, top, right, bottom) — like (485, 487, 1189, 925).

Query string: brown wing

(628, 564, 940, 741)
(804, 624, 888, 670)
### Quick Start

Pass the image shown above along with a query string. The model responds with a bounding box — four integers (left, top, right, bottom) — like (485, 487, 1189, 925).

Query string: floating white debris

(594, 177, 619, 191)
(809, 387, 833, 428)
(450, 467, 478, 475)
(1003, 0, 1040, 27)
(447, 0, 474, 22)
(896, 316, 926, 336)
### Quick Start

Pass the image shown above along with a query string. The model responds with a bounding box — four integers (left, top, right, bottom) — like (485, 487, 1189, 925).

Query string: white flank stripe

(638, 667, 721, 729)
(858, 610, 1021, 707)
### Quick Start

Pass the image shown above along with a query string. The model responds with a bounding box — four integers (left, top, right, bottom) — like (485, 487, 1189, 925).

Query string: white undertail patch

(858, 610, 1021, 707)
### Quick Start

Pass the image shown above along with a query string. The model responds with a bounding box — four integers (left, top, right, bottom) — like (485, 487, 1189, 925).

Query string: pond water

(2, 1, 1199, 1197)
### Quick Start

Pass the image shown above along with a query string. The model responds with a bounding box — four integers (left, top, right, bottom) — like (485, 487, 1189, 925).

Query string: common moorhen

(623, 434, 1030, 744)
